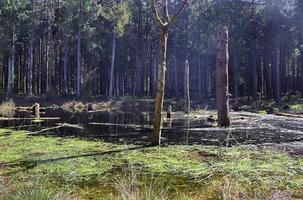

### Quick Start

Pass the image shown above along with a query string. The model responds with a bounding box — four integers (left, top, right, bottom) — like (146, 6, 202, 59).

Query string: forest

(0, 0, 302, 99)
(0, 0, 303, 199)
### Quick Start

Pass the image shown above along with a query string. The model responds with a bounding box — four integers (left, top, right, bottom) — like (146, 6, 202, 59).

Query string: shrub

(0, 100, 15, 117)
(61, 101, 86, 113)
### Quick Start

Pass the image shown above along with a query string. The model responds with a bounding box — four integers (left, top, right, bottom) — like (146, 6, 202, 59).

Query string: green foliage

(98, 1, 131, 37)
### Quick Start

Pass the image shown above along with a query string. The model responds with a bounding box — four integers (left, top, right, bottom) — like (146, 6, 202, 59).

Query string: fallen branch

(275, 112, 303, 119)
(30, 123, 84, 134)
(55, 123, 84, 130)
(89, 122, 152, 129)
(0, 117, 60, 121)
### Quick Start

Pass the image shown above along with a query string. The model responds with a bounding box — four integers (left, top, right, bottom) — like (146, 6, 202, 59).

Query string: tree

(216, 26, 231, 127)
(184, 60, 190, 113)
(27, 0, 35, 96)
(76, 0, 83, 97)
(151, 0, 188, 146)
(98, 1, 131, 98)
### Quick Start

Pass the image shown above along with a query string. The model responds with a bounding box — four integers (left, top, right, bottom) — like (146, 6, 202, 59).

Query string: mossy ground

(0, 128, 302, 199)
(237, 95, 303, 114)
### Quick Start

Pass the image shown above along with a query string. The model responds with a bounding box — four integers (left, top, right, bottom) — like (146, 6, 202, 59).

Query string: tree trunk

(27, 26, 34, 96)
(174, 55, 178, 97)
(7, 26, 15, 95)
(184, 60, 190, 113)
(300, 33, 303, 96)
(76, 25, 82, 97)
(109, 30, 116, 98)
(274, 37, 281, 102)
(198, 54, 202, 97)
(46, 33, 54, 94)
(152, 29, 168, 146)
(115, 71, 120, 96)
(216, 26, 231, 127)
(233, 56, 239, 104)
(63, 37, 70, 95)
(151, 0, 188, 146)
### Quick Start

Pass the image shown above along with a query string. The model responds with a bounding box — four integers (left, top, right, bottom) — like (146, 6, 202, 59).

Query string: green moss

(0, 129, 302, 199)
(290, 103, 303, 111)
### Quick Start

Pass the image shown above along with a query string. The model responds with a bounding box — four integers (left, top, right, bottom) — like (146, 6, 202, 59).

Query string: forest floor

(0, 128, 303, 200)
(0, 95, 303, 199)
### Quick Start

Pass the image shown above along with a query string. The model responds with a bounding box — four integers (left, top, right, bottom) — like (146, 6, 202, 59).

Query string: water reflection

(1, 109, 303, 146)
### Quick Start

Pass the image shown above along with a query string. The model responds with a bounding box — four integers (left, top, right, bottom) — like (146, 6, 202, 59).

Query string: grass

(0, 100, 16, 117)
(0, 129, 302, 199)
(0, 184, 71, 200)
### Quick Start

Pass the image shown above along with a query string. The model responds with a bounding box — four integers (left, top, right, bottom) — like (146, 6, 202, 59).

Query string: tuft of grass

(1, 185, 71, 200)
(112, 163, 171, 200)
(0, 100, 16, 117)
(61, 101, 86, 113)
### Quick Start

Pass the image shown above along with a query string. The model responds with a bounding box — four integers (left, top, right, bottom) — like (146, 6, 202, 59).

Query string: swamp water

(1, 109, 303, 146)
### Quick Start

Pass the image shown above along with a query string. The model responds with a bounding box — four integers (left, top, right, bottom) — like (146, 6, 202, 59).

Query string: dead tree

(184, 60, 190, 113)
(32, 103, 40, 118)
(151, 0, 188, 146)
(216, 26, 231, 127)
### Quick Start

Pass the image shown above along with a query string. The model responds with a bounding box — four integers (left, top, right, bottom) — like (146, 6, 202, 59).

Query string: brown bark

(32, 103, 40, 118)
(152, 29, 168, 145)
(216, 26, 231, 127)
(151, 0, 188, 146)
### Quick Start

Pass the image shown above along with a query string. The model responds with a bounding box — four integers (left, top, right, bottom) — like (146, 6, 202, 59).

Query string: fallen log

(30, 123, 84, 134)
(87, 109, 107, 113)
(89, 122, 152, 129)
(275, 112, 303, 119)
(55, 123, 84, 130)
(0, 117, 60, 121)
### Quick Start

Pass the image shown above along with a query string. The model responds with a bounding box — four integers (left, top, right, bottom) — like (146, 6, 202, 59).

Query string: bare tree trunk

(233, 56, 239, 104)
(63, 37, 70, 95)
(7, 27, 15, 95)
(115, 71, 120, 96)
(216, 26, 231, 127)
(251, 1, 258, 100)
(152, 29, 168, 145)
(109, 29, 116, 98)
(274, 36, 281, 102)
(46, 36, 50, 94)
(184, 60, 190, 113)
(76, 25, 82, 97)
(198, 54, 202, 97)
(27, 25, 34, 96)
(301, 34, 303, 97)
(151, 0, 188, 146)
(174, 56, 178, 97)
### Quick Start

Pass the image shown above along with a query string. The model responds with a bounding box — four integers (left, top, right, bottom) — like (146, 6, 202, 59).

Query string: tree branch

(168, 0, 188, 27)
(151, 0, 164, 27)
(163, 0, 170, 23)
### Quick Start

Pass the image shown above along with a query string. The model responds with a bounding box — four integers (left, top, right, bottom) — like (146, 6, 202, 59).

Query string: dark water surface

(1, 109, 303, 146)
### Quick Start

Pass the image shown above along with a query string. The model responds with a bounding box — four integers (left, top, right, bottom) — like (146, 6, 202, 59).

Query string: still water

(1, 109, 303, 146)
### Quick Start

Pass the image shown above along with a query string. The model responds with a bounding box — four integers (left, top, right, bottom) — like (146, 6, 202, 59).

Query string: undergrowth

(0, 100, 15, 117)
